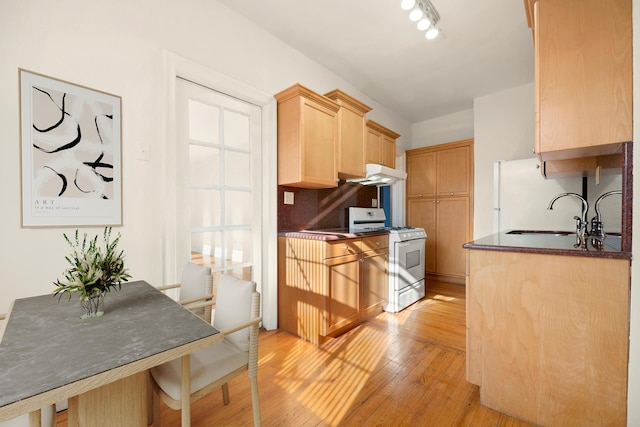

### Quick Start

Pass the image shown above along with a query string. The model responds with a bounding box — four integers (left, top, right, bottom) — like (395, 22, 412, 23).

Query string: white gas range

(349, 207, 427, 312)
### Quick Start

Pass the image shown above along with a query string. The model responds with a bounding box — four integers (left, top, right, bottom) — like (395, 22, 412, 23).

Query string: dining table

(0, 280, 222, 427)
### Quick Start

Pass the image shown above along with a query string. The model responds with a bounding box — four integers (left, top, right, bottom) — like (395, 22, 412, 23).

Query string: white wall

(473, 83, 536, 239)
(0, 0, 411, 314)
(411, 108, 474, 149)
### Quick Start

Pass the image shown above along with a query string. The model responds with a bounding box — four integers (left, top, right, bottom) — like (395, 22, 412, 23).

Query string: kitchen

(0, 0, 639, 426)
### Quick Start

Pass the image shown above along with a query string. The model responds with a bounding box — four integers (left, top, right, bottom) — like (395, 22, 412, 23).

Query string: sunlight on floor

(270, 325, 389, 426)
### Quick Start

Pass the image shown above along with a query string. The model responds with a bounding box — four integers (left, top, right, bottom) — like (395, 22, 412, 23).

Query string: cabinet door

(436, 197, 470, 277)
(365, 126, 381, 165)
(325, 254, 361, 333)
(437, 146, 470, 197)
(300, 98, 338, 186)
(381, 134, 396, 168)
(362, 249, 388, 315)
(407, 198, 437, 274)
(536, 0, 632, 159)
(407, 152, 436, 198)
(337, 105, 366, 178)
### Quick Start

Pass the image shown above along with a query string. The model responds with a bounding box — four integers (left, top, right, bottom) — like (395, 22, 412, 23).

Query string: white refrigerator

(493, 158, 622, 234)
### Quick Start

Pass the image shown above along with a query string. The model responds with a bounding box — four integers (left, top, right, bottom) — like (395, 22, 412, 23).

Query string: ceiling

(218, 0, 534, 124)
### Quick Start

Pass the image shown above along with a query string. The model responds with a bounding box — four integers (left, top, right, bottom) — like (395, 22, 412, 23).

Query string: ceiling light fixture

(401, 0, 441, 40)
(400, 0, 416, 11)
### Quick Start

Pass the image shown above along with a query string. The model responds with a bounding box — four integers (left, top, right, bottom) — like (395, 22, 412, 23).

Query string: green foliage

(54, 227, 131, 301)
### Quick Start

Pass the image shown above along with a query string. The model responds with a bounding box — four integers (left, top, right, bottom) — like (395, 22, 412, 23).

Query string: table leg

(28, 409, 41, 427)
(181, 354, 191, 427)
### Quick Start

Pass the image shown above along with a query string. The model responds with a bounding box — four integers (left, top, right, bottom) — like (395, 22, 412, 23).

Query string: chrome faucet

(591, 190, 622, 239)
(548, 192, 589, 245)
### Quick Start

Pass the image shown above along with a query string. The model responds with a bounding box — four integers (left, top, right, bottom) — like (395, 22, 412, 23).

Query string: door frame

(161, 50, 278, 330)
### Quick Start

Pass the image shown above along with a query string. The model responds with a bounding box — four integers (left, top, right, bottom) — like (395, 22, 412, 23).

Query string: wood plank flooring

(56, 280, 533, 427)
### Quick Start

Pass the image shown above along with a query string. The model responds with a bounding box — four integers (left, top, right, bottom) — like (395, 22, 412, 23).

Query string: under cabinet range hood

(347, 164, 407, 186)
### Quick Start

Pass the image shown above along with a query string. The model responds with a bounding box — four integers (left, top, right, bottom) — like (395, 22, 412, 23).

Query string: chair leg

(250, 377, 261, 427)
(222, 383, 230, 405)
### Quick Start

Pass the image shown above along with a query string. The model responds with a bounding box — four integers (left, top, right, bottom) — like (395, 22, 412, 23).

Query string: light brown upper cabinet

(365, 120, 400, 169)
(407, 144, 470, 198)
(324, 90, 372, 179)
(526, 0, 632, 160)
(275, 84, 340, 188)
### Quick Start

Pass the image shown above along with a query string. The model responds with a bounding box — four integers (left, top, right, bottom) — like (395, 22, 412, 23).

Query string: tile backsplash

(277, 182, 377, 231)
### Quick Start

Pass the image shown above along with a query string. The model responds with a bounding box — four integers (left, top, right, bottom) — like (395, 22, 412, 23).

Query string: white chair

(150, 274, 262, 426)
(157, 262, 214, 322)
(0, 407, 56, 427)
(0, 314, 56, 427)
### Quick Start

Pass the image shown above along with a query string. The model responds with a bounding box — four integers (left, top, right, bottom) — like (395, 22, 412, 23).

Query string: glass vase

(81, 290, 105, 319)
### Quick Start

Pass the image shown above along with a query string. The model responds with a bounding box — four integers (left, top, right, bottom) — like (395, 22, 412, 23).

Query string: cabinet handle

(419, 194, 423, 197)
(450, 192, 454, 195)
(343, 245, 349, 250)
(432, 200, 436, 204)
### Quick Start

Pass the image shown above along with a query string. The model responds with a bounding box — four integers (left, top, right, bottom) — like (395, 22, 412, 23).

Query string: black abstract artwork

(20, 70, 122, 227)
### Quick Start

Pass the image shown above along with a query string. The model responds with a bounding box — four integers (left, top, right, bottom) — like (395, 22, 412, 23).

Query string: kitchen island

(464, 231, 630, 426)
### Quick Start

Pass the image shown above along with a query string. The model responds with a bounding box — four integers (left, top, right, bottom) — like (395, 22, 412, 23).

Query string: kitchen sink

(507, 230, 574, 236)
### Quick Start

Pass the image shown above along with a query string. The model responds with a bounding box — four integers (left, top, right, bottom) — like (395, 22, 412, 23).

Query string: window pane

(189, 145, 220, 186)
(224, 110, 250, 150)
(225, 191, 251, 225)
(225, 230, 252, 266)
(191, 231, 222, 269)
(225, 151, 251, 188)
(188, 100, 219, 143)
(190, 188, 221, 227)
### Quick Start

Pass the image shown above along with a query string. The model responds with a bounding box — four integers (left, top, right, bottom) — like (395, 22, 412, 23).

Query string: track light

(425, 27, 440, 39)
(400, 0, 416, 10)
(400, 0, 441, 40)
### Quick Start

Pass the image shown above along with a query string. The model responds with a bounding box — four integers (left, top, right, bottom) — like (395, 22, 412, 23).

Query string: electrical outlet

(372, 198, 378, 207)
(284, 192, 294, 205)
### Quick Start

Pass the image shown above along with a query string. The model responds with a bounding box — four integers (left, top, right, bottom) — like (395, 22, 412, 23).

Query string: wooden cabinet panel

(381, 134, 396, 169)
(361, 235, 388, 252)
(531, 0, 632, 160)
(365, 125, 381, 166)
(278, 235, 389, 345)
(275, 84, 340, 188)
(406, 139, 473, 281)
(437, 146, 470, 196)
(407, 152, 436, 198)
(468, 250, 629, 425)
(326, 239, 361, 258)
(365, 120, 399, 168)
(325, 254, 361, 333)
(436, 198, 470, 277)
(325, 90, 372, 179)
(362, 249, 388, 316)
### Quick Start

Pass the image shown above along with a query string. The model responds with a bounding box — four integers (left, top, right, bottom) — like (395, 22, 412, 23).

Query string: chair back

(213, 275, 256, 352)
(180, 262, 213, 322)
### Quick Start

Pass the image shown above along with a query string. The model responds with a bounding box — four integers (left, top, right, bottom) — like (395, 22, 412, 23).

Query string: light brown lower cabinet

(278, 235, 388, 345)
(466, 249, 630, 426)
(408, 197, 470, 280)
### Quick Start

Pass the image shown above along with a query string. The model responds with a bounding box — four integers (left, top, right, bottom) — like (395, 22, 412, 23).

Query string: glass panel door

(176, 78, 261, 284)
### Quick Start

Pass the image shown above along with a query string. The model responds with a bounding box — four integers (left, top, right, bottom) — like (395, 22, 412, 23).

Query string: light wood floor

(56, 280, 532, 426)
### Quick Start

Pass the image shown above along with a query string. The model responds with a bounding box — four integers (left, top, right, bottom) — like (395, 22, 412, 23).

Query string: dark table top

(463, 230, 631, 260)
(0, 280, 220, 415)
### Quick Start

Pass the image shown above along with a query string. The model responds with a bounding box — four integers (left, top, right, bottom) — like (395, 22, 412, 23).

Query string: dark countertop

(280, 228, 390, 241)
(463, 230, 631, 260)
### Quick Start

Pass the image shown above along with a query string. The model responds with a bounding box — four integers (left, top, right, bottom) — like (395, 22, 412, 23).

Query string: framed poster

(19, 69, 122, 227)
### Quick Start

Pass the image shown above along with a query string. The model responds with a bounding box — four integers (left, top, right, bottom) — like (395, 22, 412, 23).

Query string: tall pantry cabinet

(406, 139, 473, 283)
